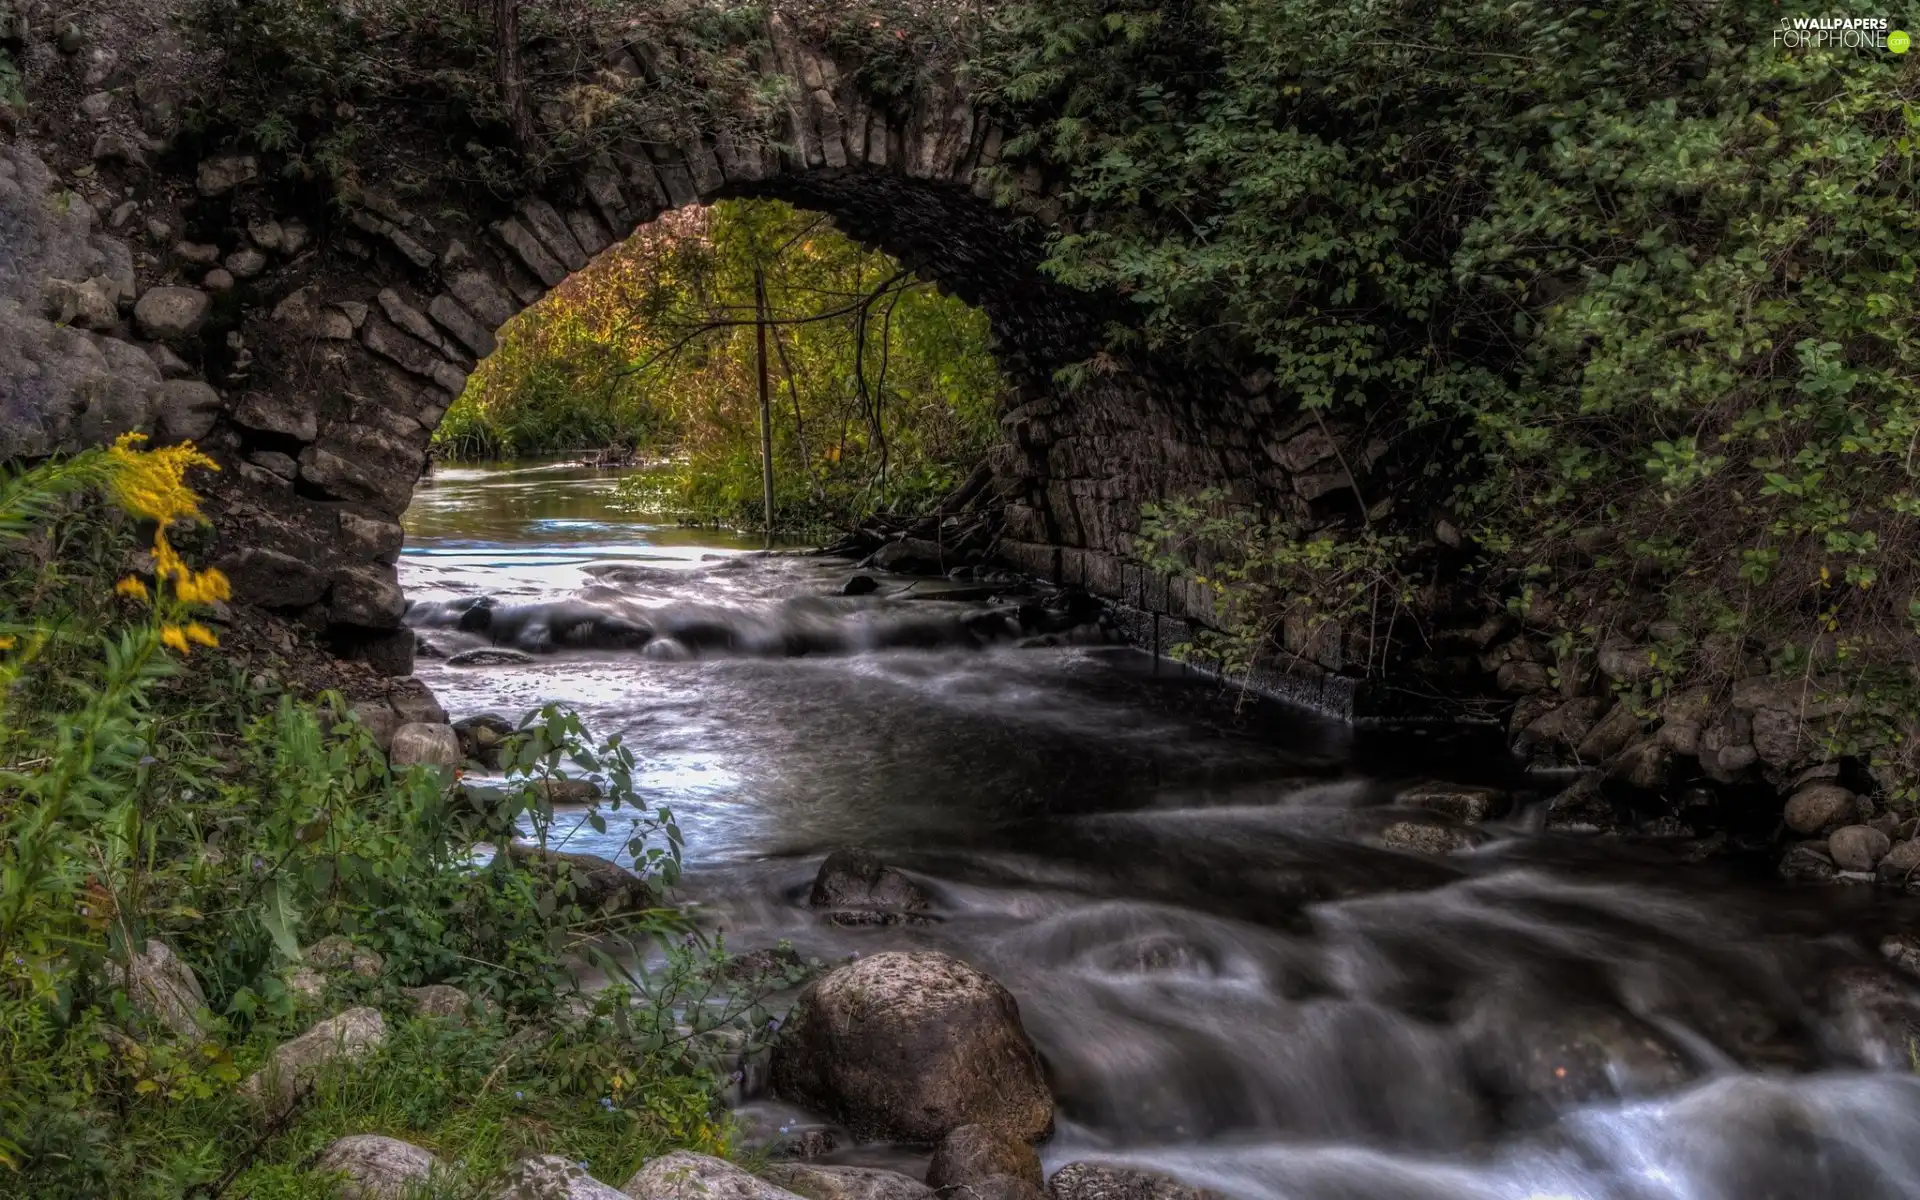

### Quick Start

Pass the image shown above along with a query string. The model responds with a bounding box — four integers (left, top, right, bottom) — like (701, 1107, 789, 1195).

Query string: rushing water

(402, 461, 1920, 1200)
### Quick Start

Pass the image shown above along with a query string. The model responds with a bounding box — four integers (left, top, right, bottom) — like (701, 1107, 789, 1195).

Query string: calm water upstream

(402, 460, 1920, 1200)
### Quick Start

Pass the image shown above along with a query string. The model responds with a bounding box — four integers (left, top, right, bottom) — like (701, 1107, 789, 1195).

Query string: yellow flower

(0, 635, 15, 651)
(184, 623, 218, 647)
(116, 576, 150, 602)
(107, 433, 217, 527)
(175, 567, 232, 607)
(159, 625, 190, 654)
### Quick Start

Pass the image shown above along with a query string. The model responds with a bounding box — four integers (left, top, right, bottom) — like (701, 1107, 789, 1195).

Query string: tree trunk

(493, 0, 539, 163)
(755, 268, 775, 545)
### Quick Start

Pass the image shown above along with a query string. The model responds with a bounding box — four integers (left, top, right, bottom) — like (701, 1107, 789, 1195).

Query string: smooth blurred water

(402, 461, 1920, 1200)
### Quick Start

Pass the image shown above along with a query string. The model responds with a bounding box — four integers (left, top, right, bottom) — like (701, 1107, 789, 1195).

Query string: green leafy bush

(977, 0, 1919, 719)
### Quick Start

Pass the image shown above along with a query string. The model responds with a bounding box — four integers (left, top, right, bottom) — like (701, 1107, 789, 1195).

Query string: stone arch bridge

(1, 2, 1351, 676)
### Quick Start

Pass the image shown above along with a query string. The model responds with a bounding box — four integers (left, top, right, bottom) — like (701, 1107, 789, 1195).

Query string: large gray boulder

(155, 379, 222, 443)
(243, 1006, 387, 1116)
(498, 1155, 628, 1200)
(623, 1152, 802, 1200)
(314, 1135, 443, 1199)
(769, 951, 1052, 1145)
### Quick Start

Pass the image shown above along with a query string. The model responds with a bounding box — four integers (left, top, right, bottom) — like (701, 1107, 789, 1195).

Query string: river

(401, 460, 1920, 1200)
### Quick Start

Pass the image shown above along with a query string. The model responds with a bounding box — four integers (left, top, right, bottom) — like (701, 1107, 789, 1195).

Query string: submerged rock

(1823, 967, 1920, 1069)
(1379, 821, 1472, 856)
(449, 647, 537, 667)
(842, 574, 880, 596)
(809, 848, 931, 913)
(1396, 784, 1506, 825)
(1465, 1002, 1693, 1124)
(769, 950, 1052, 1144)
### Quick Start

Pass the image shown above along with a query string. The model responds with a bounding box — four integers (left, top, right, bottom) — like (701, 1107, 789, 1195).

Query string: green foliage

(186, 0, 775, 188)
(440, 199, 1005, 533)
(1140, 490, 1416, 678)
(978, 0, 1920, 707)
(0, 452, 785, 1195)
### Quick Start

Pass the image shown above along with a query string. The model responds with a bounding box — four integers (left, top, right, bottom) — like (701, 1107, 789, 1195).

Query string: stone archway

(5, 6, 1347, 678)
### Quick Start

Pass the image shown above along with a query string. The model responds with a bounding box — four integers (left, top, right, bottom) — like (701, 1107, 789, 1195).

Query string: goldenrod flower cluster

(106, 434, 230, 656)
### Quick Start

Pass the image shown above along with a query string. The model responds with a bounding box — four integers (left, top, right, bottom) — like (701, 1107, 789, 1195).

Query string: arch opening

(427, 195, 1007, 539)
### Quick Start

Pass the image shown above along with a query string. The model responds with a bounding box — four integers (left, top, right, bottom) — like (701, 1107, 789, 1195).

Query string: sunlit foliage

(437, 199, 1005, 532)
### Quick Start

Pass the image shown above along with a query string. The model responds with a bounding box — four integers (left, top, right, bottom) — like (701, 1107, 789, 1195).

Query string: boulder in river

(1395, 784, 1507, 825)
(1044, 1164, 1210, 1200)
(454, 712, 518, 766)
(761, 1163, 932, 1200)
(927, 1124, 1044, 1190)
(622, 1151, 801, 1200)
(1464, 1002, 1692, 1124)
(1823, 966, 1920, 1069)
(841, 574, 880, 596)
(314, 1134, 442, 1199)
(449, 647, 538, 667)
(769, 950, 1052, 1145)
(809, 848, 930, 914)
(1379, 820, 1473, 856)
(506, 844, 654, 914)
